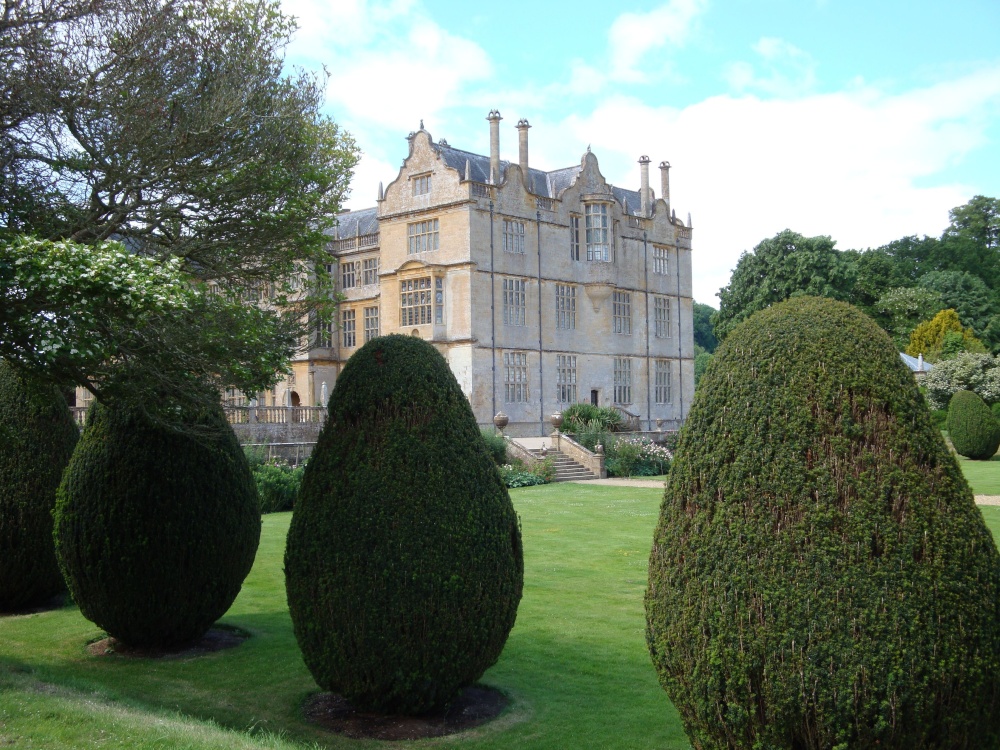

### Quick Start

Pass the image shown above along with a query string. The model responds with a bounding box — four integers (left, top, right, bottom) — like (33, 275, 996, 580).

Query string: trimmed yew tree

(947, 389, 1000, 460)
(646, 297, 1000, 750)
(285, 334, 523, 715)
(0, 361, 78, 611)
(54, 398, 260, 647)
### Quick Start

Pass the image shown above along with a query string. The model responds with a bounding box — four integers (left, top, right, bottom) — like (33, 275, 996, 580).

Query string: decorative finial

(465, 159, 471, 181)
(687, 212, 692, 228)
(419, 119, 424, 130)
(377, 181, 384, 201)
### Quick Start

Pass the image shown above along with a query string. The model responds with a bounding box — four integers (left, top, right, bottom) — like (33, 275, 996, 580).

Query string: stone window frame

(655, 359, 672, 404)
(317, 317, 335, 348)
(585, 203, 610, 262)
(341, 260, 357, 290)
(652, 245, 669, 275)
(362, 257, 379, 286)
(407, 218, 440, 254)
(612, 290, 632, 335)
(400, 277, 433, 326)
(504, 350, 530, 403)
(555, 284, 577, 330)
(503, 277, 527, 327)
(363, 306, 380, 342)
(556, 354, 578, 404)
(654, 296, 672, 339)
(342, 308, 356, 348)
(570, 215, 581, 261)
(613, 357, 633, 405)
(412, 173, 432, 196)
(502, 219, 526, 254)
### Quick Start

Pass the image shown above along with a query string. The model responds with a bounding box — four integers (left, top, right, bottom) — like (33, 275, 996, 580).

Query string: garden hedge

(54, 398, 260, 647)
(947, 389, 1000, 460)
(646, 296, 1000, 749)
(0, 361, 78, 611)
(285, 334, 523, 714)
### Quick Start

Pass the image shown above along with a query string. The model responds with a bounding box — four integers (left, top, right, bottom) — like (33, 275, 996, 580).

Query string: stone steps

(529, 449, 598, 482)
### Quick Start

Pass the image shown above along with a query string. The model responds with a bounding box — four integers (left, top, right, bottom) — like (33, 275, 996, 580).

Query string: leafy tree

(844, 248, 906, 322)
(693, 351, 712, 387)
(923, 353, 1000, 409)
(692, 302, 718, 353)
(0, 237, 297, 417)
(875, 286, 945, 348)
(917, 271, 996, 335)
(713, 230, 854, 341)
(647, 297, 1000, 749)
(0, 0, 358, 410)
(906, 309, 986, 363)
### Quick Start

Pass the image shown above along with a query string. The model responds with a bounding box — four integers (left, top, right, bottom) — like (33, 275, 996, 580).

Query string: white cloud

(552, 65, 1000, 305)
(567, 0, 708, 91)
(725, 37, 818, 97)
(283, 0, 492, 135)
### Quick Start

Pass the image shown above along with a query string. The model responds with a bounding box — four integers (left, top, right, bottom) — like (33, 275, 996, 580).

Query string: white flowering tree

(0, 237, 297, 417)
(922, 352, 1000, 410)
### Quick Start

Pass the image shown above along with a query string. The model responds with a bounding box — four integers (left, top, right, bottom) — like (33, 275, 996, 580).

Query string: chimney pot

(517, 118, 531, 183)
(639, 155, 651, 217)
(487, 110, 503, 184)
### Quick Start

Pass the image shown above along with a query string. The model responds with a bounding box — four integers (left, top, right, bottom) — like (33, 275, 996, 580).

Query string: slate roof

(328, 206, 379, 239)
(331, 137, 646, 230)
(899, 352, 933, 372)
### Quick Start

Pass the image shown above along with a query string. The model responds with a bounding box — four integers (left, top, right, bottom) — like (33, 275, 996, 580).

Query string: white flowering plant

(0, 236, 296, 415)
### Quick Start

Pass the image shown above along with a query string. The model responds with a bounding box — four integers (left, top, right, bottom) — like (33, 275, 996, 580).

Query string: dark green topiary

(285, 335, 523, 715)
(54, 398, 260, 647)
(947, 389, 1000, 460)
(0, 361, 78, 611)
(646, 297, 1000, 749)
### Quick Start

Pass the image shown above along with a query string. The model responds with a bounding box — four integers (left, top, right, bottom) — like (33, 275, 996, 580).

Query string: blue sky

(282, 0, 1000, 305)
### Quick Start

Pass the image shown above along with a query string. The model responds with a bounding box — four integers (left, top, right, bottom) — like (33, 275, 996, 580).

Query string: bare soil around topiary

(303, 685, 508, 740)
(86, 626, 249, 659)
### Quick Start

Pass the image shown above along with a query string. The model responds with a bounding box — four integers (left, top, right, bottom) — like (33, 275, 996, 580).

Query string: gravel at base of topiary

(303, 685, 509, 741)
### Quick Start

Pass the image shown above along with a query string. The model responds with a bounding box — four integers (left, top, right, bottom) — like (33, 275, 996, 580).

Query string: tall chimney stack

(487, 110, 502, 184)
(639, 155, 651, 217)
(517, 118, 531, 182)
(659, 161, 671, 212)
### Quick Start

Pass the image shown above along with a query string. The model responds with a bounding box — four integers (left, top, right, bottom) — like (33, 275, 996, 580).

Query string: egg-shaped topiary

(54, 398, 260, 647)
(947, 389, 1000, 460)
(0, 361, 78, 611)
(646, 296, 1000, 749)
(285, 334, 523, 715)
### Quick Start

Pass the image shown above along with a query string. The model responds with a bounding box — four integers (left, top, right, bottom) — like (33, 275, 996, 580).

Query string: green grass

(956, 454, 1000, 495)
(0, 484, 687, 749)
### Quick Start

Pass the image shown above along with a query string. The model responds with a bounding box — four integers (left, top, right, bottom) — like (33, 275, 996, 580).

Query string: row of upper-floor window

(503, 351, 674, 406)
(504, 280, 675, 338)
(335, 256, 380, 290)
(403, 212, 674, 270)
(318, 276, 676, 350)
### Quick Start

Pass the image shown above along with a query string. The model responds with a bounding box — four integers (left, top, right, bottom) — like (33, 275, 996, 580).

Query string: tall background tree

(712, 196, 1000, 353)
(712, 229, 855, 341)
(0, 0, 358, 410)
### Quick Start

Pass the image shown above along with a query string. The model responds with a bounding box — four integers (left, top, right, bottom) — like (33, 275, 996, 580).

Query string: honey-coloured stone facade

(292, 112, 695, 436)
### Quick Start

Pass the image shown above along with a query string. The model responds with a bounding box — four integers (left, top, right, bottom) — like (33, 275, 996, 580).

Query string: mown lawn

(957, 454, 1000, 495)
(0, 484, 687, 750)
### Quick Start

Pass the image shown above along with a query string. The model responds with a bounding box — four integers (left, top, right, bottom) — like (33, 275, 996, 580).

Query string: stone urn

(493, 412, 509, 435)
(550, 412, 564, 433)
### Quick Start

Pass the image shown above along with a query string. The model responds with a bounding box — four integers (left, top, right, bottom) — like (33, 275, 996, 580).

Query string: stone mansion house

(270, 112, 694, 436)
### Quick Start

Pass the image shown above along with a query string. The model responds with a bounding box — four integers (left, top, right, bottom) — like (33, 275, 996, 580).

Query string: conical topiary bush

(0, 361, 78, 611)
(285, 334, 523, 715)
(947, 389, 1000, 460)
(646, 296, 1000, 749)
(54, 397, 260, 647)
